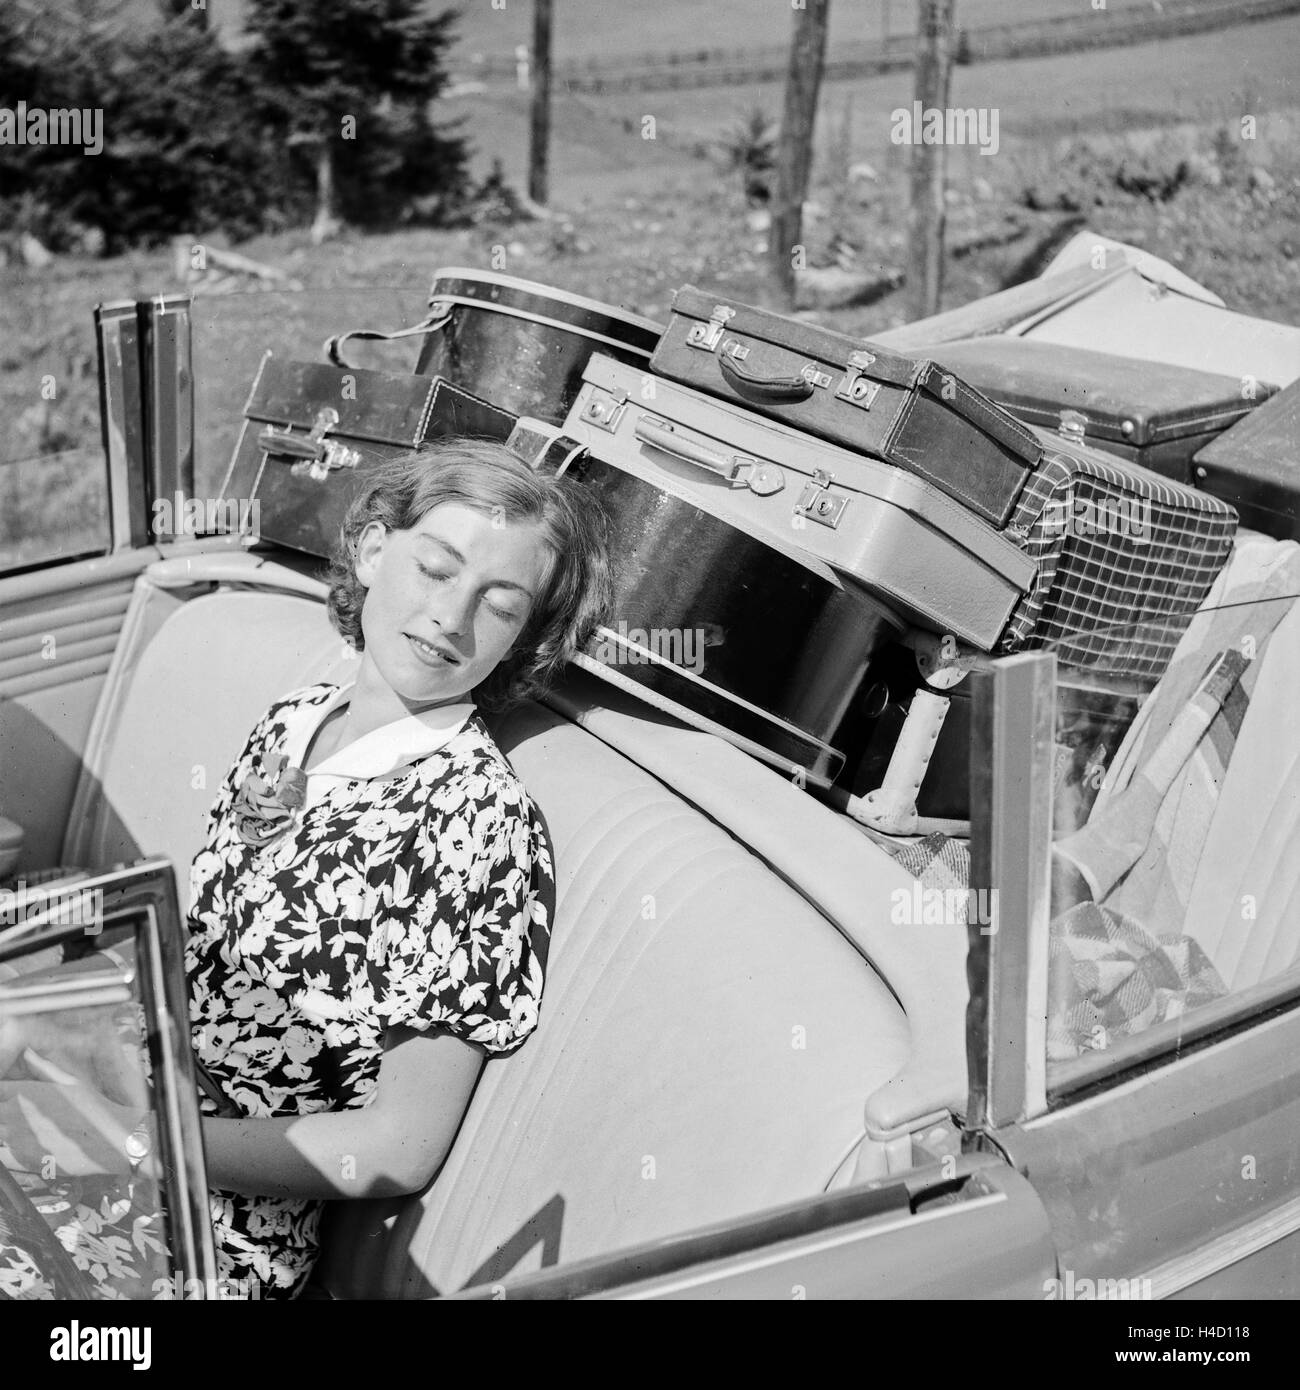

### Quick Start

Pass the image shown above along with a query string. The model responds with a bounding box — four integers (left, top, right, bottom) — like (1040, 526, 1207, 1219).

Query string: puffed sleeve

(378, 775, 555, 1055)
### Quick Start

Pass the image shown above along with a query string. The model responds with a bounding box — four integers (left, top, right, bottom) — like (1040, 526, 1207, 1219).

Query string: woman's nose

(429, 579, 475, 636)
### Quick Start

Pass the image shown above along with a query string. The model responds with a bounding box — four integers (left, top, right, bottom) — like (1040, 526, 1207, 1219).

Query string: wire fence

(462, 0, 1300, 93)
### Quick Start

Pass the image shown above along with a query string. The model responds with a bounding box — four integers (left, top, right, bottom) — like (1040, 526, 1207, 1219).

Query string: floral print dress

(0, 683, 553, 1300)
(183, 682, 555, 1299)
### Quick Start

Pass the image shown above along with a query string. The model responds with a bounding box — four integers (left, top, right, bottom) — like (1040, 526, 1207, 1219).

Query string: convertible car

(1, 252, 1298, 1300)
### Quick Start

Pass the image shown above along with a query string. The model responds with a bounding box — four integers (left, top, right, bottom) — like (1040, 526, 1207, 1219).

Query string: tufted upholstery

(66, 555, 913, 1295)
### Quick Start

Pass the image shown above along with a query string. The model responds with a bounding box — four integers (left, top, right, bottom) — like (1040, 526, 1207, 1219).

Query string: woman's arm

(201, 1025, 484, 1200)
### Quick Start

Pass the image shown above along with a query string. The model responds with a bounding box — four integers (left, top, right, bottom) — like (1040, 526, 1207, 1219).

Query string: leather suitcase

(1000, 427, 1238, 680)
(219, 354, 517, 559)
(1191, 379, 1300, 540)
(650, 284, 1044, 526)
(562, 353, 1035, 651)
(915, 337, 1276, 485)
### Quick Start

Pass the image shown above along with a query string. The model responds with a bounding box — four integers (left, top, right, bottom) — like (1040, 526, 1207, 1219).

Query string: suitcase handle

(717, 346, 816, 403)
(633, 417, 785, 494)
(324, 309, 451, 369)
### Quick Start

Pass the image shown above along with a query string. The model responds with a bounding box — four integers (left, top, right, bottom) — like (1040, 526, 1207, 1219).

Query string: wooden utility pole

(768, 0, 831, 309)
(906, 0, 957, 319)
(528, 0, 553, 206)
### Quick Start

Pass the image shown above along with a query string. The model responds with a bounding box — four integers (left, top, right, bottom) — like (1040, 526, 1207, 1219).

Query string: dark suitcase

(1192, 378, 1300, 540)
(650, 284, 1044, 526)
(219, 354, 517, 558)
(562, 353, 1035, 651)
(505, 418, 903, 789)
(1000, 427, 1238, 680)
(915, 336, 1276, 484)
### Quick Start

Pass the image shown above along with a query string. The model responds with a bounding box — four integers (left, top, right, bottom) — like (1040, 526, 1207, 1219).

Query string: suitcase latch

(795, 470, 849, 528)
(686, 305, 735, 352)
(259, 408, 362, 480)
(836, 352, 882, 410)
(580, 386, 629, 433)
(1058, 409, 1088, 443)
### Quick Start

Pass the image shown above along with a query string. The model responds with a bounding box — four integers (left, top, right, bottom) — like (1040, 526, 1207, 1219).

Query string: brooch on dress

(233, 754, 308, 848)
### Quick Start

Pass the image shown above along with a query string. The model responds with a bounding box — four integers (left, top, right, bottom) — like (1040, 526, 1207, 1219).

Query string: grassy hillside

(102, 0, 1171, 66)
(4, 8, 1299, 569)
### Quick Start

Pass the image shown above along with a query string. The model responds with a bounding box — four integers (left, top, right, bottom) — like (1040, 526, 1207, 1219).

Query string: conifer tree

(242, 0, 468, 240)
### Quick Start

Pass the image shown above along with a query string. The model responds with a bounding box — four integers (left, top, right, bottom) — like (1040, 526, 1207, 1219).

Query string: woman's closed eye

(418, 562, 521, 625)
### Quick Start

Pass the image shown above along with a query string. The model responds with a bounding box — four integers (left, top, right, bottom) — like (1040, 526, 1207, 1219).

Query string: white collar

(284, 683, 475, 784)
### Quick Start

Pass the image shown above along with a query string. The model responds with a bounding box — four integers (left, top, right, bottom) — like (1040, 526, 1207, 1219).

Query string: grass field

(4, 9, 1299, 569)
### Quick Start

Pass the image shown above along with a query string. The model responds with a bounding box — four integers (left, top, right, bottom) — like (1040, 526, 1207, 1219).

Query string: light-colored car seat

(65, 551, 929, 1294)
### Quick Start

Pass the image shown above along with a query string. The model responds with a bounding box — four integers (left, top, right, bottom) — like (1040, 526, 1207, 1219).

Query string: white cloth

(278, 682, 475, 812)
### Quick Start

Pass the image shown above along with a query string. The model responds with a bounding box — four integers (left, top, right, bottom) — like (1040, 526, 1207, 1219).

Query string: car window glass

(1, 275, 112, 573)
(1043, 576, 1300, 1081)
(0, 936, 170, 1299)
(0, 449, 111, 574)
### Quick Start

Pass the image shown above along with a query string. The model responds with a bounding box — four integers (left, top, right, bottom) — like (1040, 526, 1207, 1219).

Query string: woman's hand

(0, 1079, 143, 1180)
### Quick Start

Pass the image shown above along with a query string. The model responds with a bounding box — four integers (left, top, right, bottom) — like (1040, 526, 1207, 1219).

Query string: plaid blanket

(892, 833, 1226, 1059)
(1047, 902, 1226, 1061)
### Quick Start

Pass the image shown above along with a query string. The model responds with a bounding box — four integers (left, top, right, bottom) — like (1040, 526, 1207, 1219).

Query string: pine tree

(242, 0, 468, 241)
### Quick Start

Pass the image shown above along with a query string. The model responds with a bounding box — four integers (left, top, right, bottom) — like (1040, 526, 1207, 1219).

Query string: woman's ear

(354, 522, 387, 588)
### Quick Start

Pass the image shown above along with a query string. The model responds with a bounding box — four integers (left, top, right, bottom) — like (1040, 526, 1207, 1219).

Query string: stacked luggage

(220, 269, 1266, 834)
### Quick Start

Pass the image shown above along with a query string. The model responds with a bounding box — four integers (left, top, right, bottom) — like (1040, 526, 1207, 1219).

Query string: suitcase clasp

(581, 386, 629, 433)
(686, 305, 735, 352)
(1058, 409, 1088, 443)
(259, 409, 362, 480)
(795, 470, 849, 528)
(836, 352, 882, 410)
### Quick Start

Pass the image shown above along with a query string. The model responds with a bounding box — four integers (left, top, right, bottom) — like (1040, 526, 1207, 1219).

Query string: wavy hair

(326, 440, 612, 712)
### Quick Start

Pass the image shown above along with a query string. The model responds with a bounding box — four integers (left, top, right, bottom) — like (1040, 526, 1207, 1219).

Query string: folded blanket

(1047, 902, 1226, 1061)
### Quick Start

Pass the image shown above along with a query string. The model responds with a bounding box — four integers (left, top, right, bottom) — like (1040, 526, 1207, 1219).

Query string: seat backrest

(70, 557, 912, 1295)
(1180, 593, 1300, 989)
(1091, 532, 1300, 990)
(63, 574, 360, 881)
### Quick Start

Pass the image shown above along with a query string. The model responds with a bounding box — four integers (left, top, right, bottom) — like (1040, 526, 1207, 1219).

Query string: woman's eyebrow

(418, 534, 536, 599)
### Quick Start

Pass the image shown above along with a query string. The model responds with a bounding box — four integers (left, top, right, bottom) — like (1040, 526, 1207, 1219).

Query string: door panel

(996, 1001, 1300, 1297)
(449, 1156, 1057, 1300)
(0, 550, 159, 870)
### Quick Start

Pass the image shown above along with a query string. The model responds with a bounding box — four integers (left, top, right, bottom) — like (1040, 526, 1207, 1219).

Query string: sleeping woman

(0, 439, 612, 1299)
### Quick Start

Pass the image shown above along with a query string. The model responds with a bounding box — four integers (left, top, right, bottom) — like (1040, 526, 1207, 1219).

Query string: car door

(444, 1151, 1056, 1300)
(966, 608, 1300, 1300)
(0, 860, 217, 1298)
(0, 297, 185, 871)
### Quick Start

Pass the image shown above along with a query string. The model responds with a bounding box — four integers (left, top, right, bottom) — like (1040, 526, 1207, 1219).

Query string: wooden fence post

(529, 0, 553, 206)
(906, 0, 957, 320)
(768, 0, 831, 309)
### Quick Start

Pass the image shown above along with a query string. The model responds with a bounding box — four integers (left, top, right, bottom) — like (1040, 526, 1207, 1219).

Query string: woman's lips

(406, 633, 460, 667)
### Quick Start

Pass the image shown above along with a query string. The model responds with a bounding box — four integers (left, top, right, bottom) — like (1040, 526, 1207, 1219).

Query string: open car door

(0, 860, 216, 1299)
